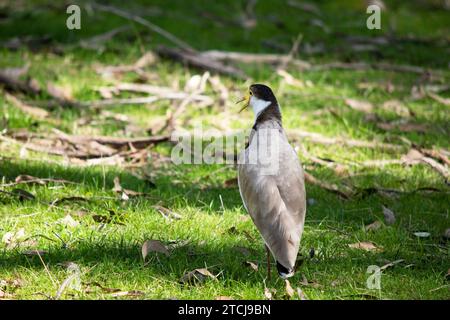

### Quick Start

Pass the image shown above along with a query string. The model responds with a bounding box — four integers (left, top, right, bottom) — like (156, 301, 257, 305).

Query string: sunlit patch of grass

(0, 0, 449, 300)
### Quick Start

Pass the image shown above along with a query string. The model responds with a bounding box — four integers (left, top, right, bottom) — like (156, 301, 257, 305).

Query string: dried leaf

(180, 268, 217, 284)
(2, 228, 26, 247)
(215, 296, 233, 300)
(142, 240, 170, 260)
(58, 215, 80, 228)
(110, 290, 144, 297)
(382, 206, 396, 225)
(345, 98, 373, 113)
(245, 261, 258, 272)
(297, 287, 308, 300)
(0, 278, 25, 289)
(348, 242, 381, 252)
(0, 289, 13, 299)
(152, 205, 182, 220)
(365, 220, 382, 232)
(413, 232, 430, 238)
(285, 280, 295, 298)
(264, 287, 273, 300)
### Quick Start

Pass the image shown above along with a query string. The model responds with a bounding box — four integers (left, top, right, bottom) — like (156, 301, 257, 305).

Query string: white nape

(249, 96, 271, 120)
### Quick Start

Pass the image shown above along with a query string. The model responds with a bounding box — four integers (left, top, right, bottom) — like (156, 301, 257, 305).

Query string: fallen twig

(310, 61, 437, 75)
(97, 82, 214, 105)
(288, 130, 404, 151)
(94, 51, 157, 78)
(304, 171, 353, 199)
(4, 92, 49, 119)
(200, 50, 311, 70)
(93, 3, 193, 51)
(0, 69, 41, 96)
(427, 91, 450, 106)
(156, 46, 247, 79)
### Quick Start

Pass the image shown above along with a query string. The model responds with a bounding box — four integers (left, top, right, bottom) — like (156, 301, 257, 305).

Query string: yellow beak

(236, 93, 250, 113)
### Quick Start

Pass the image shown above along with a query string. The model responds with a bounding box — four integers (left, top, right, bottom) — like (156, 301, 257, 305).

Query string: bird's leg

(265, 244, 271, 282)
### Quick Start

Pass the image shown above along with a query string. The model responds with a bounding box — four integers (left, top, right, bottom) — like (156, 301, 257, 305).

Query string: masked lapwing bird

(236, 84, 306, 279)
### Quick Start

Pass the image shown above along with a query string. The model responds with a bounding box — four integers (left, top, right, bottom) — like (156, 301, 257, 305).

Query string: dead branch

(93, 3, 194, 51)
(288, 130, 404, 151)
(310, 61, 437, 75)
(78, 25, 131, 50)
(88, 96, 160, 107)
(94, 51, 157, 76)
(98, 82, 214, 105)
(4, 92, 49, 119)
(200, 50, 311, 70)
(0, 177, 78, 188)
(50, 129, 170, 149)
(304, 171, 353, 199)
(4, 130, 170, 160)
(421, 157, 449, 182)
(427, 91, 450, 106)
(156, 46, 247, 79)
(0, 70, 41, 95)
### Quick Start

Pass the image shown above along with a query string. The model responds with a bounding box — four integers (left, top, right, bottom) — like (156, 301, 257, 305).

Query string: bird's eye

(249, 91, 253, 95)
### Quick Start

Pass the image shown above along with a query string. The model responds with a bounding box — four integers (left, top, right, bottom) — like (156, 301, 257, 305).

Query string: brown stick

(310, 61, 438, 75)
(200, 50, 311, 70)
(49, 129, 170, 149)
(0, 71, 41, 95)
(4, 92, 49, 119)
(156, 46, 247, 79)
(87, 96, 160, 107)
(93, 3, 193, 51)
(304, 171, 353, 199)
(288, 130, 404, 151)
(427, 91, 450, 106)
(99, 82, 214, 105)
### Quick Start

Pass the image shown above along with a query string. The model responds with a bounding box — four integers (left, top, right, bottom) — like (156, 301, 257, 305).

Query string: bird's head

(236, 84, 280, 120)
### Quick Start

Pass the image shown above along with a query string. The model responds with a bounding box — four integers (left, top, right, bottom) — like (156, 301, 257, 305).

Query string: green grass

(0, 0, 449, 300)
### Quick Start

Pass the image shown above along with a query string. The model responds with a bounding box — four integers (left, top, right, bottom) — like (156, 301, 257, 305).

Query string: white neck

(250, 96, 271, 121)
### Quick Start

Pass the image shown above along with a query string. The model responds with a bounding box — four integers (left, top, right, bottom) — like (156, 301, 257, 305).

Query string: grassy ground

(0, 0, 449, 299)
